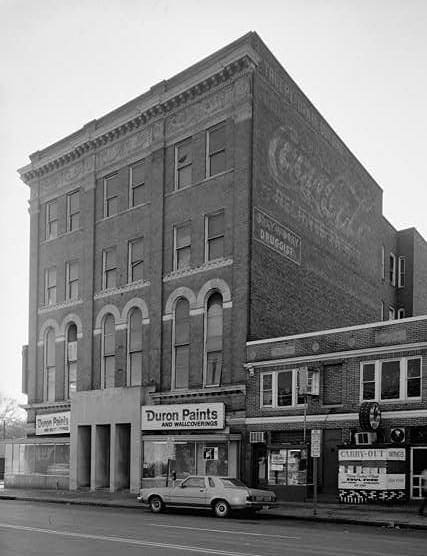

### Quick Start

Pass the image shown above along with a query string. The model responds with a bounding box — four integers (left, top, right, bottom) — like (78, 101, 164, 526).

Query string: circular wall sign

(359, 401, 381, 431)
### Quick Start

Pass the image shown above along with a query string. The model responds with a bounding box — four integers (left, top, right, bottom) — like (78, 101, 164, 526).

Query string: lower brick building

(242, 316, 427, 502)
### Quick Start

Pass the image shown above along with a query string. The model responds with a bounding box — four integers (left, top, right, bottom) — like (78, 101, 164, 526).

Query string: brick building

(244, 316, 427, 502)
(9, 32, 427, 493)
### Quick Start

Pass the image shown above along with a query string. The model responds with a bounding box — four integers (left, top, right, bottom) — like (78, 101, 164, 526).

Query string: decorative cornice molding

(163, 258, 233, 282)
(38, 299, 83, 315)
(150, 384, 246, 401)
(22, 401, 71, 411)
(94, 279, 151, 299)
(19, 56, 255, 185)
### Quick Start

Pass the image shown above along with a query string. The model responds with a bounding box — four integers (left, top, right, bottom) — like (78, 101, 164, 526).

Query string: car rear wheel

(213, 499, 230, 518)
(149, 495, 164, 513)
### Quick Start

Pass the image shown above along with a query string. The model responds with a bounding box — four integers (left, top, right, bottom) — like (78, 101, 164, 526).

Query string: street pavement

(1, 498, 426, 556)
(0, 484, 426, 530)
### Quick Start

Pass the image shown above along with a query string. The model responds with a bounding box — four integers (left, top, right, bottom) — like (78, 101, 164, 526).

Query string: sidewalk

(0, 486, 426, 530)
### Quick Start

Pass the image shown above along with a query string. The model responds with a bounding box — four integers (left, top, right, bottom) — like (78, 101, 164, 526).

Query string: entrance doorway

(95, 425, 110, 489)
(411, 446, 427, 499)
(322, 429, 342, 494)
(115, 424, 130, 490)
(77, 426, 91, 488)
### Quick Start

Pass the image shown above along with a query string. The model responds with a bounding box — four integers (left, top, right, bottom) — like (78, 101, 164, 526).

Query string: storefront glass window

(268, 447, 307, 485)
(142, 439, 230, 483)
(34, 444, 55, 474)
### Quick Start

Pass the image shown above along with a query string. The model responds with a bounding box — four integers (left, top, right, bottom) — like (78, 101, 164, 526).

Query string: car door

(171, 476, 207, 507)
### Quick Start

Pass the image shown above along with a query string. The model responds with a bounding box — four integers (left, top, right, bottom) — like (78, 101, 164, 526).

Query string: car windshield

(220, 478, 247, 488)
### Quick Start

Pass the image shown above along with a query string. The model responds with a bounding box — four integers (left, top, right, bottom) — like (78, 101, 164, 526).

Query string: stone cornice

(163, 258, 233, 282)
(19, 53, 257, 185)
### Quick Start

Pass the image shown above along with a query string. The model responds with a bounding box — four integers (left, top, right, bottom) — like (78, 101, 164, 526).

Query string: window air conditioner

(354, 432, 377, 445)
(249, 431, 265, 444)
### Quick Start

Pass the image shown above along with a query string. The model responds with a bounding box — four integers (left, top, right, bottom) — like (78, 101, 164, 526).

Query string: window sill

(167, 168, 234, 197)
(41, 228, 83, 244)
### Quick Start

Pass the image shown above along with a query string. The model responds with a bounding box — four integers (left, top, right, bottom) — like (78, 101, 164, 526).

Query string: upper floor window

(46, 199, 58, 240)
(204, 293, 223, 386)
(127, 308, 143, 386)
(102, 314, 115, 388)
(65, 260, 79, 301)
(173, 298, 190, 389)
(44, 266, 57, 305)
(129, 160, 145, 207)
(397, 308, 406, 319)
(361, 357, 421, 402)
(44, 328, 56, 402)
(388, 306, 396, 320)
(66, 324, 77, 397)
(174, 138, 192, 189)
(174, 223, 191, 270)
(398, 256, 406, 288)
(390, 253, 396, 286)
(205, 211, 224, 262)
(260, 369, 305, 408)
(206, 122, 226, 177)
(104, 173, 119, 218)
(128, 238, 144, 283)
(67, 190, 80, 232)
(102, 247, 117, 290)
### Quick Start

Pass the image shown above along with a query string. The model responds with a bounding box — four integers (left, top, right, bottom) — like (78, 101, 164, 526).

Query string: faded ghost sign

(253, 207, 301, 265)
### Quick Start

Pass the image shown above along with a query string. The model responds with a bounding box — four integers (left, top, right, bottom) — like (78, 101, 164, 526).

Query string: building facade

(244, 316, 427, 502)
(10, 32, 427, 493)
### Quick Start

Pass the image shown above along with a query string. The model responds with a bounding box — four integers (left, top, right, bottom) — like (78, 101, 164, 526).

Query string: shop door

(411, 447, 427, 499)
(322, 429, 341, 494)
(172, 476, 207, 506)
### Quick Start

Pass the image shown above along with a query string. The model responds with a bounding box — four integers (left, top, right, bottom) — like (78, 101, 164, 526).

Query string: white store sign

(338, 472, 405, 491)
(141, 403, 225, 431)
(36, 411, 70, 435)
(338, 448, 405, 461)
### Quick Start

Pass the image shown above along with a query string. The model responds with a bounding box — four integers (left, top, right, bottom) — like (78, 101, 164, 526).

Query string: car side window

(182, 477, 205, 488)
(208, 477, 215, 488)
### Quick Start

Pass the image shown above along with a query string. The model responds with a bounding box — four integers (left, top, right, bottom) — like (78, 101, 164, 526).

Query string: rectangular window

(390, 253, 396, 286)
(66, 190, 80, 232)
(206, 122, 226, 177)
(104, 173, 119, 217)
(47, 368, 55, 402)
(175, 346, 189, 389)
(397, 308, 405, 319)
(102, 247, 117, 290)
(129, 160, 145, 207)
(174, 138, 192, 189)
(66, 260, 79, 300)
(44, 267, 57, 305)
(46, 200, 58, 240)
(174, 223, 191, 270)
(361, 358, 421, 402)
(398, 256, 406, 288)
(261, 374, 273, 407)
(128, 238, 144, 282)
(260, 369, 304, 408)
(381, 245, 385, 280)
(205, 211, 224, 261)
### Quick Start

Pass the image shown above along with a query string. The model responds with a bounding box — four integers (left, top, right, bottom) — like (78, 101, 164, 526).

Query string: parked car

(137, 475, 277, 517)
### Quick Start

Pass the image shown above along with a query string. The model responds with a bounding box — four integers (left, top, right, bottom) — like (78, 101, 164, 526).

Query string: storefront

(140, 402, 241, 487)
(4, 410, 70, 489)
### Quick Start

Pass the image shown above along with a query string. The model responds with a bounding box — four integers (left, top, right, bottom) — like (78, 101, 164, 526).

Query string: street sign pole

(310, 429, 322, 516)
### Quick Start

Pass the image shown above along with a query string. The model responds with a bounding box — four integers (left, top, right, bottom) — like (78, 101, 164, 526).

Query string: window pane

(106, 196, 118, 217)
(363, 364, 375, 381)
(132, 184, 144, 206)
(363, 382, 376, 400)
(408, 358, 421, 378)
(104, 355, 115, 388)
(208, 236, 224, 260)
(68, 362, 77, 393)
(262, 374, 273, 405)
(177, 140, 192, 165)
(177, 225, 191, 248)
(105, 269, 116, 289)
(46, 329, 55, 366)
(209, 150, 226, 176)
(177, 246, 191, 269)
(208, 212, 224, 237)
(175, 299, 190, 344)
(131, 239, 144, 261)
(48, 201, 57, 219)
(131, 162, 145, 186)
(206, 294, 223, 351)
(69, 191, 79, 213)
(130, 352, 142, 386)
(67, 324, 77, 343)
(70, 212, 79, 230)
(407, 359, 421, 397)
(381, 361, 400, 399)
(47, 367, 55, 401)
(206, 352, 222, 385)
(106, 174, 119, 194)
(175, 345, 189, 389)
(209, 125, 225, 153)
(178, 165, 192, 188)
(105, 249, 116, 268)
(277, 371, 292, 406)
(104, 315, 115, 355)
(69, 261, 79, 281)
(129, 309, 143, 351)
(69, 280, 79, 299)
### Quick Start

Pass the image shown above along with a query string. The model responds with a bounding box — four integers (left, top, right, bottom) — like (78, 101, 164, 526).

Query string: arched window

(173, 298, 190, 389)
(127, 308, 143, 386)
(66, 323, 78, 397)
(102, 314, 115, 388)
(204, 292, 223, 386)
(44, 328, 56, 401)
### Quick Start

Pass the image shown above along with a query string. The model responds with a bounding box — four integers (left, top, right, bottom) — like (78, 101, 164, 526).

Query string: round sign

(359, 401, 381, 431)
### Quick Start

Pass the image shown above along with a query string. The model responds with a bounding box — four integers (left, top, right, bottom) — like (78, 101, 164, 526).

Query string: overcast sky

(1, 0, 426, 402)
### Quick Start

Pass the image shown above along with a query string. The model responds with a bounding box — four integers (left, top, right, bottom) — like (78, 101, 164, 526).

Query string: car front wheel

(149, 495, 164, 513)
(213, 499, 230, 518)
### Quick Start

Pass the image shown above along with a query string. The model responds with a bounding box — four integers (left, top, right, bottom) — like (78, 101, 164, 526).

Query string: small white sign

(141, 402, 225, 431)
(311, 429, 322, 457)
(36, 411, 70, 435)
